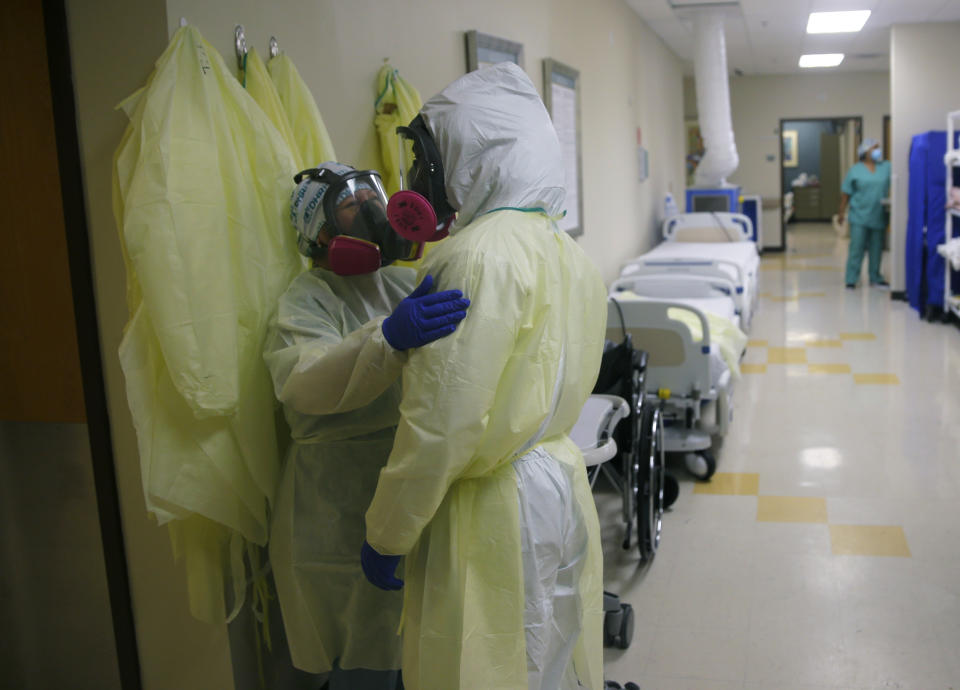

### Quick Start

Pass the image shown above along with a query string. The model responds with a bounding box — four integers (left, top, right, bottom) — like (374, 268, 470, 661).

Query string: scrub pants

(846, 223, 885, 285)
(515, 446, 589, 690)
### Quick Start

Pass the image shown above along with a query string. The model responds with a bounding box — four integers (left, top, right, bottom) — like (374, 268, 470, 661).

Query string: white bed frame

(662, 211, 754, 243)
(607, 298, 733, 476)
(614, 261, 746, 327)
(617, 212, 760, 332)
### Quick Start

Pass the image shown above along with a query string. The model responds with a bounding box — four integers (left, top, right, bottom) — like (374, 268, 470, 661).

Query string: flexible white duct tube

(693, 10, 739, 186)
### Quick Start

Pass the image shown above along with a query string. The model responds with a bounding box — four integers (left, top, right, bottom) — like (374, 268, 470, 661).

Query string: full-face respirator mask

(291, 163, 447, 276)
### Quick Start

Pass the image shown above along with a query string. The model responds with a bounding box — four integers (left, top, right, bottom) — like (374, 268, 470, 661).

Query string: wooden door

(0, 0, 85, 422)
(820, 132, 841, 218)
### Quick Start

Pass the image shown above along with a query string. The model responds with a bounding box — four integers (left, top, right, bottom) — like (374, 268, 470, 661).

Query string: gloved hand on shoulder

(381, 275, 470, 351)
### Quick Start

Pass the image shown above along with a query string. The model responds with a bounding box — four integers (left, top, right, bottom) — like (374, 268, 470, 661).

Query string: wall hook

(269, 36, 280, 58)
(179, 17, 188, 28)
(235, 24, 248, 70)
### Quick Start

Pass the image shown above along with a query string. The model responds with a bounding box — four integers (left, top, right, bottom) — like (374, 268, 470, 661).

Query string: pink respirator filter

(387, 190, 439, 242)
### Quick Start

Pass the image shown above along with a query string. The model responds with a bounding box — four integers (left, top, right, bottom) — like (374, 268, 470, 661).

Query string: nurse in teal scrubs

(838, 138, 891, 288)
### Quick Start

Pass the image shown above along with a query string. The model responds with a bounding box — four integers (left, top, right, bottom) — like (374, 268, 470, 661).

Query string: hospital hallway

(598, 222, 960, 689)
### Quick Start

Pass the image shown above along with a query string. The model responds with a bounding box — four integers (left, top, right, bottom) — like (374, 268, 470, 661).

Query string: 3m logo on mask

(291, 184, 310, 226)
(301, 189, 323, 231)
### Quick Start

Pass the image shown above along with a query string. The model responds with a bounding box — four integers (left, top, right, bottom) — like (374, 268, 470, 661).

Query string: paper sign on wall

(551, 81, 579, 232)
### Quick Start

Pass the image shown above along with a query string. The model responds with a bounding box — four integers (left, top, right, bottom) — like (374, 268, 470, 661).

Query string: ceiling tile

(624, 0, 676, 22)
(870, 0, 946, 24)
(931, 0, 960, 21)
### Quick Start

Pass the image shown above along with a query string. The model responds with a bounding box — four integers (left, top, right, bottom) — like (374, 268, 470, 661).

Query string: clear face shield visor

(294, 167, 423, 272)
(396, 116, 456, 237)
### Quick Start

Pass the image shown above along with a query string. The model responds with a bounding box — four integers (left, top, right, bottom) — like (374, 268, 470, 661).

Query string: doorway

(779, 116, 863, 250)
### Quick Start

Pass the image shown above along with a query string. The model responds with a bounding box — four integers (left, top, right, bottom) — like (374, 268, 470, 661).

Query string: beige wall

(165, 0, 686, 283)
(65, 1, 236, 688)
(890, 22, 960, 293)
(728, 71, 890, 249)
(683, 74, 697, 119)
(65, 1, 684, 688)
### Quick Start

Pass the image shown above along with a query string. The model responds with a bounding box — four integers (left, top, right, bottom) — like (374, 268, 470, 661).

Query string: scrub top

(842, 160, 891, 230)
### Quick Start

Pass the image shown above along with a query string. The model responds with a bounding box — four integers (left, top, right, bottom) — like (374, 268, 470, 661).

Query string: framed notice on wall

(465, 31, 524, 72)
(543, 59, 583, 237)
(782, 130, 799, 167)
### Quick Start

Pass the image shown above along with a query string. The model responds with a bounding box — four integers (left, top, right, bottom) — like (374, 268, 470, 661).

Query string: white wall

(890, 22, 960, 293)
(728, 71, 890, 249)
(164, 0, 686, 283)
(65, 1, 685, 688)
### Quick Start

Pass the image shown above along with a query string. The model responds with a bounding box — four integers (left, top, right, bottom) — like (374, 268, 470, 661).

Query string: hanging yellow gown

(267, 52, 337, 167)
(374, 63, 422, 196)
(242, 48, 301, 167)
(375, 63, 435, 267)
(113, 25, 303, 622)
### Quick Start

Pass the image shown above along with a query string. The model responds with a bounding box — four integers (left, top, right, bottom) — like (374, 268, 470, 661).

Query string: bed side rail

(662, 212, 753, 243)
(606, 298, 712, 397)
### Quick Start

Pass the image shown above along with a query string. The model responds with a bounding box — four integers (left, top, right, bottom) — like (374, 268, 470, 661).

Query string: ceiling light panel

(799, 53, 845, 68)
(806, 10, 871, 34)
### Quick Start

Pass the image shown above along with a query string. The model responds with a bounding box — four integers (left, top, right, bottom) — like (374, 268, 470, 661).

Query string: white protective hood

(420, 62, 566, 230)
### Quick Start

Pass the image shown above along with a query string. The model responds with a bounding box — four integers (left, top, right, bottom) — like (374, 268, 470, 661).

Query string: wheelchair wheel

(620, 367, 643, 551)
(636, 403, 664, 563)
(662, 472, 679, 509)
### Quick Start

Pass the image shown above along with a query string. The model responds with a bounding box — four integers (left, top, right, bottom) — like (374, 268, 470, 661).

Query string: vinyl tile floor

(598, 223, 960, 690)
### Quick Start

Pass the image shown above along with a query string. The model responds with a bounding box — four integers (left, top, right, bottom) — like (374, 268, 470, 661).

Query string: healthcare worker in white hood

(264, 162, 469, 688)
(361, 63, 607, 690)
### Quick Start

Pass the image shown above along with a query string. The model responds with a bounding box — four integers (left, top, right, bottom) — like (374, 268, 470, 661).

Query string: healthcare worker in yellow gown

(362, 63, 608, 690)
(265, 162, 470, 688)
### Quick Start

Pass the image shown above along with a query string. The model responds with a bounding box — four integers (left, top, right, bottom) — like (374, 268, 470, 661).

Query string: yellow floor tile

(807, 339, 843, 348)
(693, 472, 759, 495)
(757, 496, 828, 523)
(830, 525, 911, 557)
(840, 332, 877, 341)
(808, 363, 852, 375)
(741, 363, 768, 374)
(854, 373, 901, 385)
(767, 347, 807, 365)
(747, 339, 769, 348)
(767, 291, 827, 300)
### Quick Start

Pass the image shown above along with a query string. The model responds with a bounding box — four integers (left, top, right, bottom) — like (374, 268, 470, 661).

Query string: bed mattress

(642, 241, 759, 281)
(669, 295, 738, 326)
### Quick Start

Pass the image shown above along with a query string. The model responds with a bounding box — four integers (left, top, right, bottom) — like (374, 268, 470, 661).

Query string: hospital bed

(606, 295, 745, 480)
(611, 264, 741, 328)
(621, 212, 760, 331)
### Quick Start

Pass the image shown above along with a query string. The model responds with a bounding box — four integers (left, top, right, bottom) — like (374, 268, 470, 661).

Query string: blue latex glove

(381, 275, 469, 351)
(360, 541, 403, 591)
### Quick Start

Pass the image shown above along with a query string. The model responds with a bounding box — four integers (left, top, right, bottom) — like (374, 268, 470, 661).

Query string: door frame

(883, 114, 891, 160)
(41, 1, 143, 687)
(778, 116, 863, 252)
